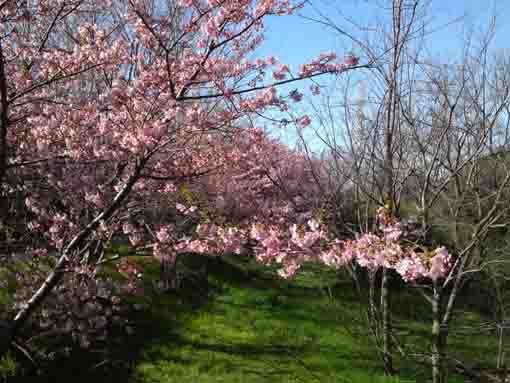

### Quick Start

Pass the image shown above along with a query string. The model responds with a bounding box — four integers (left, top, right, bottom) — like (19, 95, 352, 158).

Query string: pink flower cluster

(343, 238, 452, 282)
(153, 217, 248, 261)
(238, 207, 452, 283)
(298, 53, 359, 77)
(318, 209, 453, 283)
(248, 219, 327, 278)
(394, 247, 452, 282)
(1, 256, 144, 351)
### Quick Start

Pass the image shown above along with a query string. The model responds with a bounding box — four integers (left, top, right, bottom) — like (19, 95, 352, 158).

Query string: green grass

(4, 255, 502, 382)
(131, 258, 410, 383)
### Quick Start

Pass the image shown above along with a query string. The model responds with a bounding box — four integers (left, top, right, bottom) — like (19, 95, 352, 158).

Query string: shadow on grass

(131, 259, 398, 382)
(9, 254, 306, 382)
(10, 256, 461, 383)
(8, 255, 235, 383)
(136, 330, 388, 382)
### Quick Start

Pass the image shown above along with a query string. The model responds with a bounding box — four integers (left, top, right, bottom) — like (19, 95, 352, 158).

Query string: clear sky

(254, 0, 510, 150)
(260, 0, 510, 68)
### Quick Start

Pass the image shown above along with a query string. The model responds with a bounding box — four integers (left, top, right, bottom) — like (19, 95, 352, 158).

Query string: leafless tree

(304, 1, 510, 381)
(303, 0, 428, 374)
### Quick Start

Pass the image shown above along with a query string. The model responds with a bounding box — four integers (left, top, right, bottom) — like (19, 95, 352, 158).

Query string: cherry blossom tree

(0, 0, 359, 356)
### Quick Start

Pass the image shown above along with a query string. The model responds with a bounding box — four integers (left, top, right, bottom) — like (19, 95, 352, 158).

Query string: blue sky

(253, 0, 510, 149)
(260, 0, 510, 68)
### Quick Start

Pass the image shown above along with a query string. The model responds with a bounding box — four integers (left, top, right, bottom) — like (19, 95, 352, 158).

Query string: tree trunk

(432, 285, 446, 383)
(0, 41, 8, 186)
(368, 272, 379, 341)
(381, 268, 394, 375)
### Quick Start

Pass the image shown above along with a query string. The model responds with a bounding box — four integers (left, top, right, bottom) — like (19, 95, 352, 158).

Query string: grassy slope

(133, 258, 410, 383)
(7, 255, 500, 382)
(130, 256, 496, 383)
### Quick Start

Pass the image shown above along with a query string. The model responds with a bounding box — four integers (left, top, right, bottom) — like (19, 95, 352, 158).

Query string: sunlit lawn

(6, 254, 498, 382)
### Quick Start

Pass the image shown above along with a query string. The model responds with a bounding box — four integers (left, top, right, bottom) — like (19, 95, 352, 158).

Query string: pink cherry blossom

(297, 115, 311, 128)
(289, 89, 303, 102)
(0, 0, 363, 346)
(427, 247, 452, 281)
